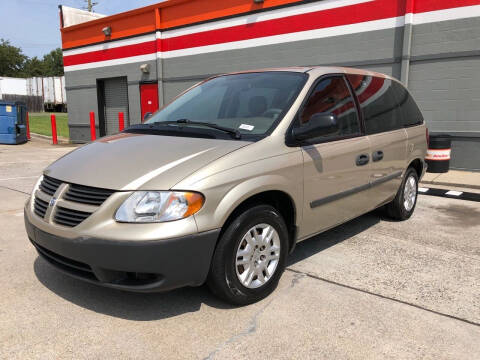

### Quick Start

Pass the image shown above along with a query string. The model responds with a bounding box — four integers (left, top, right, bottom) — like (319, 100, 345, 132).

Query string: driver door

(294, 75, 372, 239)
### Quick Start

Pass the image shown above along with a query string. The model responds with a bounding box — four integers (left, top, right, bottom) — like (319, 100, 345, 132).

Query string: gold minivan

(25, 67, 427, 305)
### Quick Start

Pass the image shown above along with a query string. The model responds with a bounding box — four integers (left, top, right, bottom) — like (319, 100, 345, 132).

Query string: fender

(178, 148, 305, 233)
(213, 174, 302, 227)
(191, 172, 303, 233)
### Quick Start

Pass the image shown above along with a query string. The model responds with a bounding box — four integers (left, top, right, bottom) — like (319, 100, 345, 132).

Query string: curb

(421, 180, 480, 190)
(30, 133, 71, 145)
(419, 186, 480, 202)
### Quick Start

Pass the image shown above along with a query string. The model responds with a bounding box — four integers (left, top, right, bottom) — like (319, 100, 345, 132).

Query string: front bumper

(25, 213, 220, 292)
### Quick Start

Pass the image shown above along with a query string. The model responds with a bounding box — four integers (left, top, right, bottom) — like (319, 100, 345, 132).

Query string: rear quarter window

(392, 81, 424, 127)
(347, 75, 403, 135)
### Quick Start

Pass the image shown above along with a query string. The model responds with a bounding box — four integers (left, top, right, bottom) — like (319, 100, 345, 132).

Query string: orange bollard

(89, 112, 96, 141)
(50, 114, 58, 145)
(118, 112, 125, 132)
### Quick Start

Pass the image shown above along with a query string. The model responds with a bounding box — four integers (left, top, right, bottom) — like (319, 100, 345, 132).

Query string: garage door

(408, 57, 480, 170)
(408, 57, 480, 134)
(103, 77, 129, 135)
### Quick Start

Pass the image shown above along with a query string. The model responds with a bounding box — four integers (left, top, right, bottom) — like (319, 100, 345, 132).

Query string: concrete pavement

(422, 169, 480, 190)
(0, 140, 479, 359)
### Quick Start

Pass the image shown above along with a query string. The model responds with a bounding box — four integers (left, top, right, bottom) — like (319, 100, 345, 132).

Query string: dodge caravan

(25, 67, 427, 305)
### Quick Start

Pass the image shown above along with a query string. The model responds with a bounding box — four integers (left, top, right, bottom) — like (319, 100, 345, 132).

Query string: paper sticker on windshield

(5, 105, 12, 113)
(239, 124, 254, 131)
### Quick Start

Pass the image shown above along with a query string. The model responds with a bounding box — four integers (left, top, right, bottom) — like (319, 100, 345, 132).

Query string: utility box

(0, 101, 28, 144)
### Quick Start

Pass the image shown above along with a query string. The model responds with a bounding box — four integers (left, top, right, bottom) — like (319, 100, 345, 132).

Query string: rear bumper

(25, 213, 220, 292)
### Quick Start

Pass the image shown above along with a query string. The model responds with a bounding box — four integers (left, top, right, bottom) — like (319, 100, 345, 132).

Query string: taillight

(426, 128, 429, 147)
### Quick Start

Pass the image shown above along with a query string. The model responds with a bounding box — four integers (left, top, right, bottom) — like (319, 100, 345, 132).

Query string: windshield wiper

(153, 119, 241, 139)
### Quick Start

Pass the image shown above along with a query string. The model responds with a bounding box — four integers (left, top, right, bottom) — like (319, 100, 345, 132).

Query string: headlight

(115, 191, 204, 223)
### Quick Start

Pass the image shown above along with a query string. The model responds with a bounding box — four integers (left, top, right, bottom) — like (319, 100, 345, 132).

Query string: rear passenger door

(347, 75, 407, 207)
(293, 75, 372, 239)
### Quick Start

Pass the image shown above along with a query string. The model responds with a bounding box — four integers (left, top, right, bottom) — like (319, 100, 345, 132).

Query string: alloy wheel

(235, 223, 281, 289)
(403, 175, 417, 212)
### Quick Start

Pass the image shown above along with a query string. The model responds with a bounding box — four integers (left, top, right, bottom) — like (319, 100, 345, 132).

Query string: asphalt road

(0, 140, 479, 359)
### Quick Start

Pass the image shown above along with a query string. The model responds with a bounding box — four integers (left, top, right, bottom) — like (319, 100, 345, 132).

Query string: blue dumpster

(0, 101, 28, 144)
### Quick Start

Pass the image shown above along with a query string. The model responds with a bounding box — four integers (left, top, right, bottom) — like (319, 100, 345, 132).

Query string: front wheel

(207, 205, 289, 305)
(385, 168, 419, 220)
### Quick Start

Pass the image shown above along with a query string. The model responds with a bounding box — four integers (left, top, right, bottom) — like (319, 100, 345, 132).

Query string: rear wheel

(207, 205, 289, 305)
(385, 168, 419, 220)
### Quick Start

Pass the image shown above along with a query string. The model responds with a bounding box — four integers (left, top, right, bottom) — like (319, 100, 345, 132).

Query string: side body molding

(310, 171, 402, 209)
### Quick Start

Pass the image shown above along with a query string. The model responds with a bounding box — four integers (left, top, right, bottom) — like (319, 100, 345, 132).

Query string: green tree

(0, 40, 64, 77)
(42, 48, 64, 76)
(23, 56, 46, 77)
(0, 39, 27, 77)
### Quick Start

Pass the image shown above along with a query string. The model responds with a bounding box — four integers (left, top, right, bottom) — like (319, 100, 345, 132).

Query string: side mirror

(143, 112, 153, 121)
(292, 113, 339, 141)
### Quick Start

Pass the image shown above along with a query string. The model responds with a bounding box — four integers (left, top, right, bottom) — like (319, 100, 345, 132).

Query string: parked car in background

(24, 67, 427, 305)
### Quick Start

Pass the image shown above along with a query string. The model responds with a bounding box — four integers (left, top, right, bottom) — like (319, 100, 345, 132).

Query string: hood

(45, 133, 250, 190)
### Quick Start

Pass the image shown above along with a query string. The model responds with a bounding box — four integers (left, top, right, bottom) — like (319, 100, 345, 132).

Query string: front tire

(207, 205, 289, 305)
(385, 168, 419, 220)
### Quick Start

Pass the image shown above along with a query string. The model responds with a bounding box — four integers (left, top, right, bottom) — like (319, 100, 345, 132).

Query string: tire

(385, 167, 419, 220)
(207, 204, 289, 305)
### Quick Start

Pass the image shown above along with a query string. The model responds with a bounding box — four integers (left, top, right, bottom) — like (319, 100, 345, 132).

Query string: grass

(28, 112, 69, 138)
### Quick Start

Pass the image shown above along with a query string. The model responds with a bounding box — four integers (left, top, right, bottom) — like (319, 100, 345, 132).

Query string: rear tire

(207, 204, 289, 305)
(385, 168, 419, 220)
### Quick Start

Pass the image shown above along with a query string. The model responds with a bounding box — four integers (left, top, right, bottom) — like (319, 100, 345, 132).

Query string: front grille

(39, 175, 62, 196)
(34, 197, 48, 218)
(54, 206, 92, 227)
(64, 183, 115, 206)
(34, 175, 114, 227)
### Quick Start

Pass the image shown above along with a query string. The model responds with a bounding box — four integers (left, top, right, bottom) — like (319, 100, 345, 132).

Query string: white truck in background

(0, 76, 67, 112)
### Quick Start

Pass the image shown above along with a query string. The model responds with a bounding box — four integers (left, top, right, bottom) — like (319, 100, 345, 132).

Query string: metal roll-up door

(409, 57, 480, 170)
(103, 77, 129, 135)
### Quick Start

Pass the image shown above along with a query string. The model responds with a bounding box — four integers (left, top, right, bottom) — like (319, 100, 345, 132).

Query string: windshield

(145, 72, 307, 138)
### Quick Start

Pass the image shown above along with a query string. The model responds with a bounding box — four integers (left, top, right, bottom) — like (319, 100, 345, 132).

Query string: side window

(346, 75, 402, 135)
(297, 76, 360, 141)
(392, 81, 424, 127)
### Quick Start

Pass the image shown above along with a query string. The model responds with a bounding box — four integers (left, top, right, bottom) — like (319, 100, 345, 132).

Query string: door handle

(356, 154, 370, 166)
(372, 150, 384, 162)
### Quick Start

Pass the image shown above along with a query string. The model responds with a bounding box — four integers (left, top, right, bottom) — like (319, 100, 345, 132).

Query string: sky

(0, 0, 162, 58)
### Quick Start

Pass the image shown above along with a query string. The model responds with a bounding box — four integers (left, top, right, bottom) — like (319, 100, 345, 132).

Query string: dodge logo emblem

(49, 197, 57, 207)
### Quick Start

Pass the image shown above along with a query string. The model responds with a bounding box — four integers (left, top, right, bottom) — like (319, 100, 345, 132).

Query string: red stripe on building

(161, 0, 399, 52)
(413, 0, 480, 13)
(63, 41, 157, 66)
(63, 0, 480, 66)
(161, 0, 480, 52)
